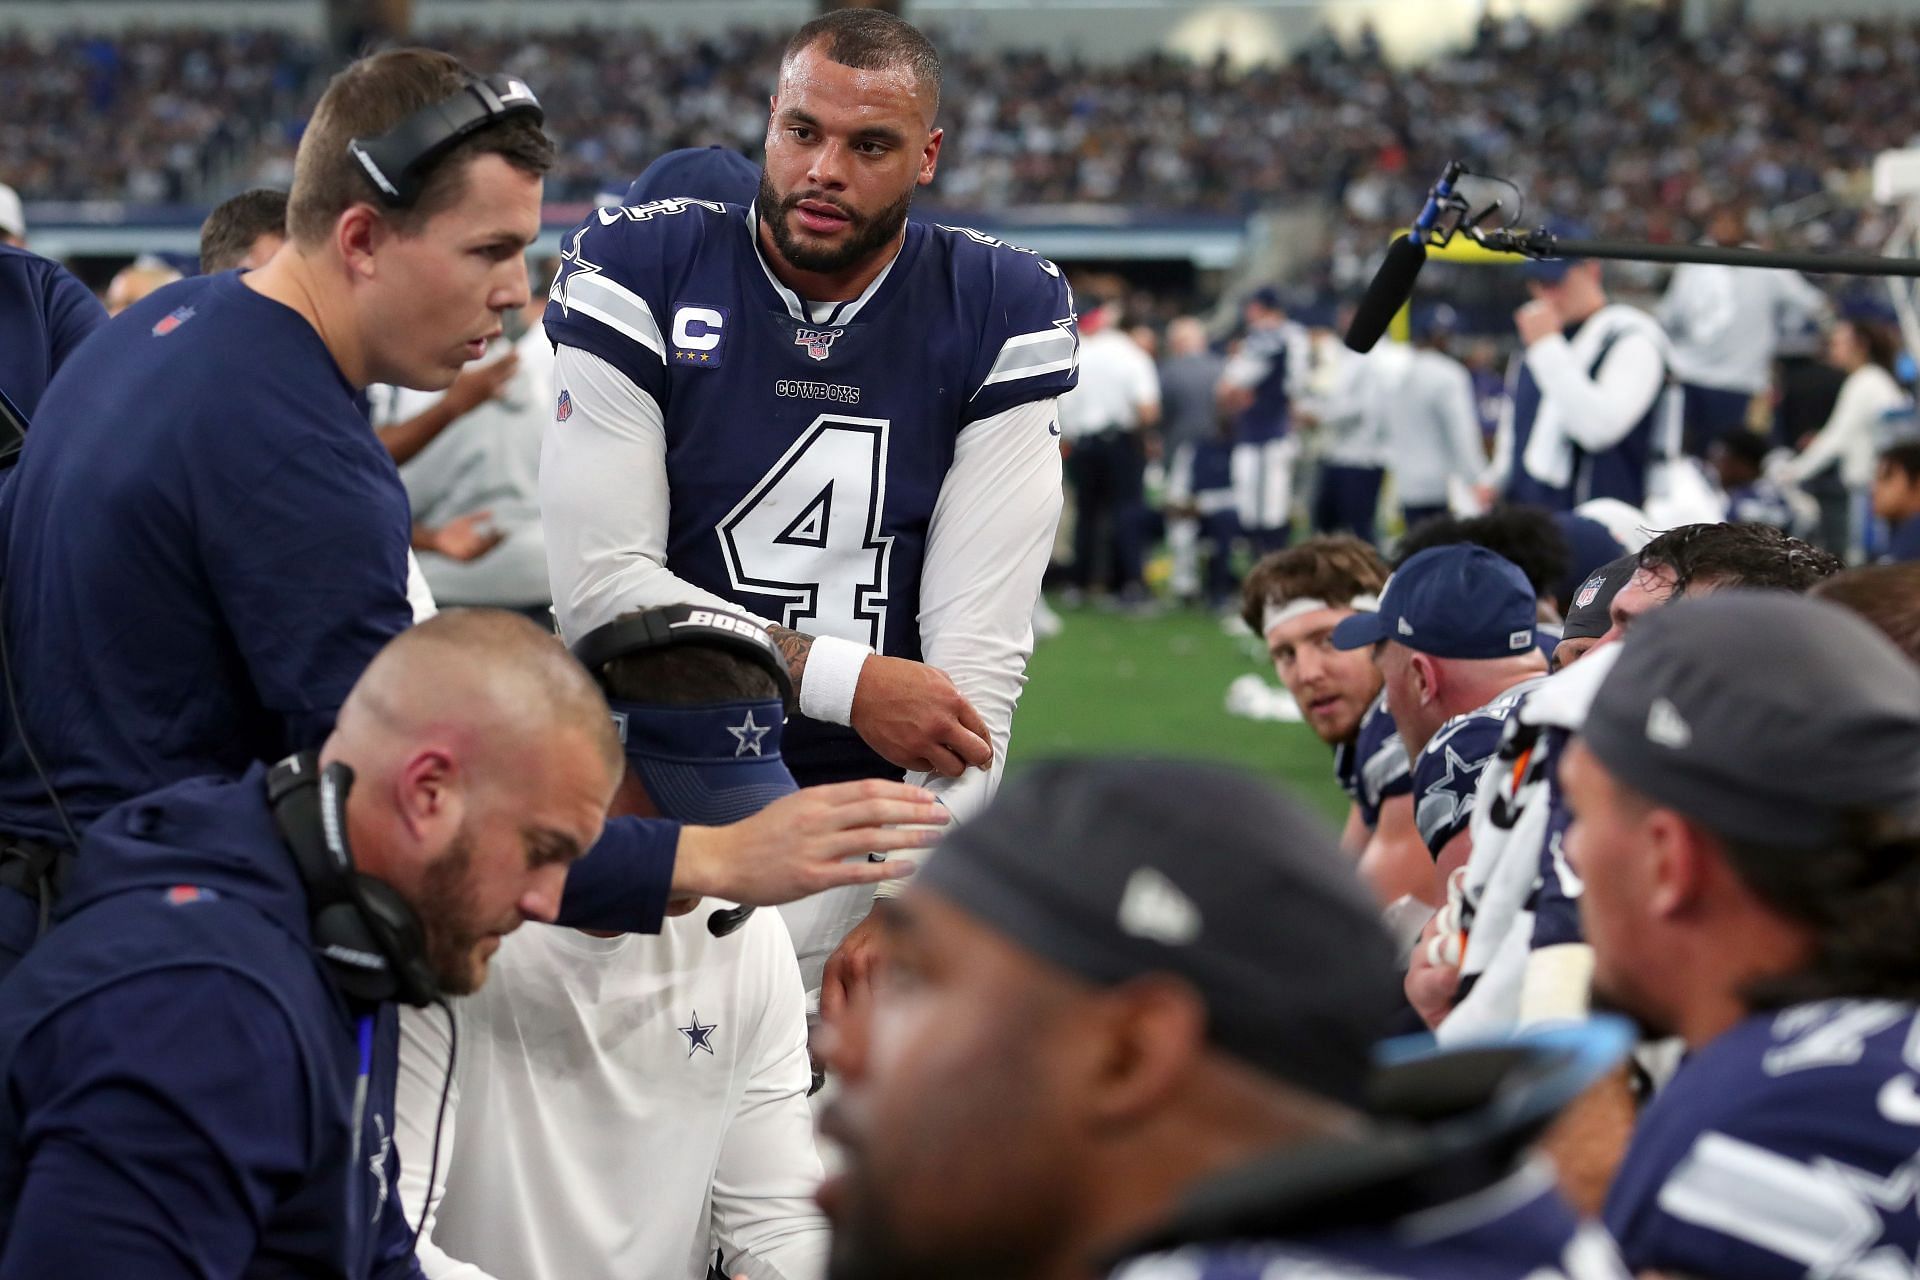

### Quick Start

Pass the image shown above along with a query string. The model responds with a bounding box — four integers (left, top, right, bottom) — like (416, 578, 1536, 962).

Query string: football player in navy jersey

(1238, 537, 1431, 909)
(1561, 593, 1920, 1280)
(542, 10, 1077, 1011)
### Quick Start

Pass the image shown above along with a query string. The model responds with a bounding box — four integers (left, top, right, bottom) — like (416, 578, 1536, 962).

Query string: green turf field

(1005, 599, 1351, 824)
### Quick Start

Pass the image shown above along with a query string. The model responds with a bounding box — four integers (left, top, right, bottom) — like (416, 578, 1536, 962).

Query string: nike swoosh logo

(1048, 422, 1061, 437)
(1877, 1073, 1920, 1126)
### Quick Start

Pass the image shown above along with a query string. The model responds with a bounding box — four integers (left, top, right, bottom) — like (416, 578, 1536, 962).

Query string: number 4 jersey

(543, 200, 1078, 784)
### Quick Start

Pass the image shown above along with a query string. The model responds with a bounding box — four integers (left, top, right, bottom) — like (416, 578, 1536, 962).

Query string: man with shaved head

(0, 609, 946, 1277)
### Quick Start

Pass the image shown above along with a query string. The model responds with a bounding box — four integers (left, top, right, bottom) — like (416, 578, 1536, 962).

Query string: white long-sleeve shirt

(1385, 347, 1486, 508)
(1776, 361, 1909, 490)
(1056, 328, 1158, 439)
(394, 910, 828, 1280)
(1658, 260, 1830, 395)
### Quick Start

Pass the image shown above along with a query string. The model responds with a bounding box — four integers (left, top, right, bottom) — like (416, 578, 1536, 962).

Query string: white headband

(1263, 593, 1380, 638)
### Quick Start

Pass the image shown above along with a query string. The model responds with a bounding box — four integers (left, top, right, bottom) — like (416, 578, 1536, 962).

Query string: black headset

(348, 72, 545, 208)
(572, 604, 792, 938)
(267, 751, 440, 1007)
(571, 603, 795, 712)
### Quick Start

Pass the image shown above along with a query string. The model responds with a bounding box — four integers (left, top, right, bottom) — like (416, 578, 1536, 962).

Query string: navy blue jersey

(1886, 515, 1920, 564)
(1114, 1168, 1627, 1280)
(1504, 315, 1669, 512)
(1727, 479, 1797, 531)
(0, 245, 106, 421)
(1412, 678, 1546, 857)
(545, 201, 1077, 780)
(1606, 1000, 1920, 1279)
(1232, 326, 1292, 445)
(1333, 692, 1412, 830)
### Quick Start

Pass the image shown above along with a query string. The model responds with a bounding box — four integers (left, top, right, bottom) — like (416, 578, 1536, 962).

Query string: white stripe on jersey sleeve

(1655, 1131, 1883, 1270)
(556, 271, 666, 361)
(975, 326, 1079, 395)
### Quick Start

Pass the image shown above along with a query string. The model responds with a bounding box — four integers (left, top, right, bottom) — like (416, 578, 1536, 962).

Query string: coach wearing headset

(0, 612, 618, 1275)
(0, 48, 932, 978)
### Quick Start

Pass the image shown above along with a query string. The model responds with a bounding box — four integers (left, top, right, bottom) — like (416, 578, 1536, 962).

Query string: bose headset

(571, 603, 795, 938)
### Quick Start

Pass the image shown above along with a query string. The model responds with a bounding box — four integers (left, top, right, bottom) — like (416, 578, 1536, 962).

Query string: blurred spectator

(1709, 429, 1798, 532)
(1384, 306, 1484, 530)
(103, 259, 182, 316)
(198, 187, 289, 273)
(1774, 318, 1909, 557)
(1218, 288, 1307, 554)
(1815, 561, 1920, 663)
(1157, 316, 1233, 608)
(1057, 296, 1160, 605)
(1301, 318, 1394, 546)
(1493, 234, 1675, 514)
(385, 281, 554, 618)
(1872, 440, 1920, 563)
(1657, 208, 1828, 457)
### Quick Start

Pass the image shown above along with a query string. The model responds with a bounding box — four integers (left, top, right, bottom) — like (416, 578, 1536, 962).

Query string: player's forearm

(767, 626, 873, 729)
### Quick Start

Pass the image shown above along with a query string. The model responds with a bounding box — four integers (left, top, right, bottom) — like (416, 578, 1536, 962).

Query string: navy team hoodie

(0, 766, 421, 1279)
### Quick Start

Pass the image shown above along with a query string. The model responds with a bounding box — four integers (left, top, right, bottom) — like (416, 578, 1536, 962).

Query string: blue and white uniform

(1493, 306, 1676, 512)
(1411, 677, 1548, 858)
(1606, 999, 1920, 1279)
(1219, 321, 1308, 537)
(543, 200, 1074, 805)
(541, 200, 1075, 976)
(1333, 692, 1411, 832)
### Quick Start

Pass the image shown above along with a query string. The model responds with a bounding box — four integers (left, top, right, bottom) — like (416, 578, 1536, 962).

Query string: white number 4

(720, 416, 893, 647)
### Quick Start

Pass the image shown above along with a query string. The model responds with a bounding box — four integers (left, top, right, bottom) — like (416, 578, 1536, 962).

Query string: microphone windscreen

(1345, 235, 1427, 353)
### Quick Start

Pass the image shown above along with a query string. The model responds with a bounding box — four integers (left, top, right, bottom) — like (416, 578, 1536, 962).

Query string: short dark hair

(287, 48, 553, 247)
(598, 645, 782, 708)
(1637, 522, 1842, 598)
(781, 9, 942, 114)
(1395, 505, 1570, 604)
(1880, 440, 1920, 483)
(199, 188, 289, 272)
(1843, 318, 1903, 373)
(1715, 429, 1770, 472)
(1814, 563, 1920, 666)
(1240, 535, 1389, 633)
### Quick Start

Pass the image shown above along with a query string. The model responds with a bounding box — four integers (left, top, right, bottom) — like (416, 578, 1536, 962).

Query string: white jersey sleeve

(877, 396, 1064, 890)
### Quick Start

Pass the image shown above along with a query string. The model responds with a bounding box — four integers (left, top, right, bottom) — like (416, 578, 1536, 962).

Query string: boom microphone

(1344, 235, 1427, 354)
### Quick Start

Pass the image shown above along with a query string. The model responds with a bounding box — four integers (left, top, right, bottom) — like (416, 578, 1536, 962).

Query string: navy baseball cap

(607, 697, 797, 825)
(1331, 544, 1539, 659)
(626, 145, 760, 208)
(1521, 218, 1592, 284)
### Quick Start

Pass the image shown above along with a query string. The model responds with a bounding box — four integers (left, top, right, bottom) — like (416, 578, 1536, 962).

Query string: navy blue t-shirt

(0, 270, 675, 943)
(0, 245, 107, 420)
(1606, 999, 1920, 1278)
(546, 201, 1077, 783)
(0, 272, 411, 841)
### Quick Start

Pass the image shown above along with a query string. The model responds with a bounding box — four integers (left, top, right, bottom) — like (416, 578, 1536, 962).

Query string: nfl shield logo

(794, 327, 842, 362)
(556, 388, 573, 422)
(1574, 574, 1603, 610)
(151, 305, 195, 337)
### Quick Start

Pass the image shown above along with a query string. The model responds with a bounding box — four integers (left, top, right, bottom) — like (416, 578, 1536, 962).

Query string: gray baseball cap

(914, 759, 1401, 1108)
(1582, 592, 1920, 846)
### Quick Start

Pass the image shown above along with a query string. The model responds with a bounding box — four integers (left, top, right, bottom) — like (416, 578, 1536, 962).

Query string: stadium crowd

(8, 4, 1920, 248)
(0, 6, 1918, 1280)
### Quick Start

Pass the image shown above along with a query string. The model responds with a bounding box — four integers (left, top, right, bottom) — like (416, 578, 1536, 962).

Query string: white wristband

(797, 634, 874, 727)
